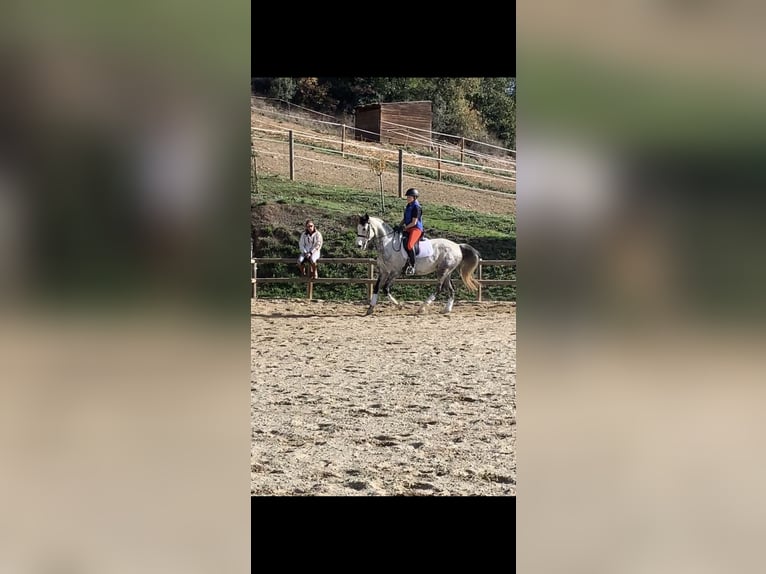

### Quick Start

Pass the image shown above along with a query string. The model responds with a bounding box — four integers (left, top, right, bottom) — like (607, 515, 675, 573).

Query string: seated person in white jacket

(297, 219, 323, 279)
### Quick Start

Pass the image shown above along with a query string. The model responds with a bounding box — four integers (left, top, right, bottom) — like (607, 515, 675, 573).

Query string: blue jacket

(403, 200, 424, 231)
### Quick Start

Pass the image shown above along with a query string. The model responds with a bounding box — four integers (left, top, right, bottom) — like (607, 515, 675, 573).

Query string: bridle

(356, 223, 374, 250)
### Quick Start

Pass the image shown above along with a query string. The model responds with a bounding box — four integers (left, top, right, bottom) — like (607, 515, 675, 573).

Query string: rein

(359, 225, 402, 252)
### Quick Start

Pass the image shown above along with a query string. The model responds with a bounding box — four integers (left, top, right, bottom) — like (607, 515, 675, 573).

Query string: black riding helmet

(405, 188, 419, 198)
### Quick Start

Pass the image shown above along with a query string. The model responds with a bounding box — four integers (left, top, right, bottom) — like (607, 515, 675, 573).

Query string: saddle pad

(415, 238, 434, 259)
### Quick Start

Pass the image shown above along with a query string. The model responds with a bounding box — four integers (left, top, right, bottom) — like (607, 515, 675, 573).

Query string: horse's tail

(458, 244, 481, 293)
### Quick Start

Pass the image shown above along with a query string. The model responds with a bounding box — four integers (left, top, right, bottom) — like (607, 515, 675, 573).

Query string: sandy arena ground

(251, 298, 516, 496)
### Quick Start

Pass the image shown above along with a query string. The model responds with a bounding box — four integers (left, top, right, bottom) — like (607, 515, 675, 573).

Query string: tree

(267, 77, 297, 101)
(472, 77, 516, 149)
(253, 77, 516, 149)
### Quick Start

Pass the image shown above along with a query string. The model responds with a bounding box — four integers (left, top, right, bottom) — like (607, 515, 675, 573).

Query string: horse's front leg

(366, 274, 383, 315)
(383, 275, 401, 307)
(443, 277, 456, 314)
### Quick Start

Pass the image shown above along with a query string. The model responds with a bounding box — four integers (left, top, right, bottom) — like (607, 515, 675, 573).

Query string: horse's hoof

(418, 306, 426, 314)
(365, 307, 374, 316)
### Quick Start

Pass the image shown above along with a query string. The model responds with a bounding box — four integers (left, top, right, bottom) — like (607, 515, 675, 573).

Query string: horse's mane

(368, 216, 393, 234)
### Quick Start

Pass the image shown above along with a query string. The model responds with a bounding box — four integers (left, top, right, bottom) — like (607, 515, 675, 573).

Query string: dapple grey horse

(356, 213, 481, 315)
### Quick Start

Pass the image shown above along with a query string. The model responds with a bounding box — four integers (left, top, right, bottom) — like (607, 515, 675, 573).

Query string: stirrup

(405, 264, 415, 275)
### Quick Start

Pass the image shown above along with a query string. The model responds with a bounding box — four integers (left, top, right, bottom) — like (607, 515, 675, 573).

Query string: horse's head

(356, 213, 373, 250)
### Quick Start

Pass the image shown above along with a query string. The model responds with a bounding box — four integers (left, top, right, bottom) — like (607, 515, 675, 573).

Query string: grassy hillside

(251, 175, 516, 301)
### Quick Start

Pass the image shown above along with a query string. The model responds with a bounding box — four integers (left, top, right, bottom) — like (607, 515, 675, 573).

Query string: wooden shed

(354, 101, 432, 147)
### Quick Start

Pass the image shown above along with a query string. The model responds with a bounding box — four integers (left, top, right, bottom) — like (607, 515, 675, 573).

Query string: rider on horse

(400, 188, 423, 275)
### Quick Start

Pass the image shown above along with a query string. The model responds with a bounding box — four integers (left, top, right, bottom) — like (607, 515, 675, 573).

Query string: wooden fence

(251, 128, 516, 198)
(251, 257, 516, 302)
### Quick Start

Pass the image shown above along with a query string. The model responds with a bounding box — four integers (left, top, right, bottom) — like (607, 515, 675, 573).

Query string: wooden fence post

(398, 148, 404, 198)
(341, 124, 346, 158)
(437, 146, 442, 181)
(250, 263, 258, 299)
(460, 137, 465, 164)
(289, 130, 295, 180)
(253, 156, 259, 193)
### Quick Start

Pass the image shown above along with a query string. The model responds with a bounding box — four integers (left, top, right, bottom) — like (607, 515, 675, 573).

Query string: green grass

(252, 175, 515, 301)
(402, 164, 511, 193)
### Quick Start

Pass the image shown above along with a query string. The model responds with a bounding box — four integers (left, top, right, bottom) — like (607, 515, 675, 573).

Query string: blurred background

(5, 0, 766, 569)
(517, 0, 766, 572)
(0, 1, 250, 572)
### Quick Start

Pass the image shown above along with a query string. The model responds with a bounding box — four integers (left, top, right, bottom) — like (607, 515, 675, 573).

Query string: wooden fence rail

(251, 257, 516, 302)
(251, 127, 516, 196)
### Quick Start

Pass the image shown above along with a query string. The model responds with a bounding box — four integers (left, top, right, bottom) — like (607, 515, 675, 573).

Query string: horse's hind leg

(418, 268, 449, 314)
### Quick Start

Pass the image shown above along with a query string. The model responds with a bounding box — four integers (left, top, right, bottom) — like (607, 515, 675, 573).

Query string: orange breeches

(405, 228, 422, 250)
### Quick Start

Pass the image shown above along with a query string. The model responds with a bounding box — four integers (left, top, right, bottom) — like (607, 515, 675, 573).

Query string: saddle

(412, 236, 433, 258)
(401, 230, 427, 256)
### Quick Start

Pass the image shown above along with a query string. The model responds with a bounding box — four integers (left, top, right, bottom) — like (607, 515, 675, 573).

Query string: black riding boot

(405, 248, 416, 275)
